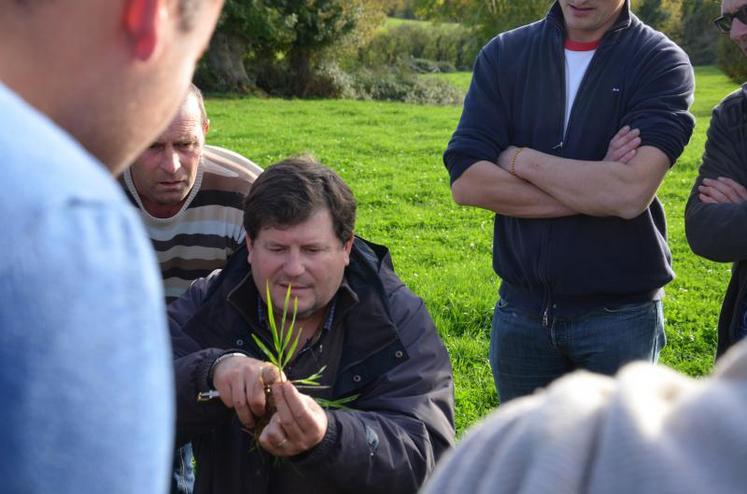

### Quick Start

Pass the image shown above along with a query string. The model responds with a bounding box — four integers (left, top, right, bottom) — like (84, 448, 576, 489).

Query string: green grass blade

(281, 327, 303, 369)
(291, 378, 321, 386)
(292, 365, 327, 386)
(265, 282, 281, 353)
(303, 365, 326, 383)
(251, 334, 280, 368)
(281, 291, 297, 354)
(280, 283, 291, 353)
(315, 394, 359, 410)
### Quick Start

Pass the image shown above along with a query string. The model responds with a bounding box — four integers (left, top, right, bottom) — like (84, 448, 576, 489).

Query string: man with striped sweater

(122, 84, 262, 303)
(122, 84, 261, 493)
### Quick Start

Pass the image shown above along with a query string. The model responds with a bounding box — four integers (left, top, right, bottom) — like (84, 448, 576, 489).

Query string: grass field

(205, 66, 741, 433)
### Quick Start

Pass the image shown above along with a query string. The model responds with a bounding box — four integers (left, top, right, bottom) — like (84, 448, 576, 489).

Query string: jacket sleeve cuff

(444, 152, 486, 184)
(196, 348, 248, 391)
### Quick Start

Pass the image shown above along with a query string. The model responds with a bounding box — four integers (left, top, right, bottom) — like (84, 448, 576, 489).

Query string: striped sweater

(122, 145, 262, 302)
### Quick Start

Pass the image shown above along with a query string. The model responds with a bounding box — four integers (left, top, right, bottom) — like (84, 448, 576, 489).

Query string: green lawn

(205, 66, 741, 433)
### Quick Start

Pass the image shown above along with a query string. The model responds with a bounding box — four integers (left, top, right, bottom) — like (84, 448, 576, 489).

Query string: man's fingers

(620, 148, 637, 164)
(699, 193, 718, 204)
(702, 178, 740, 204)
(272, 383, 305, 440)
(231, 371, 255, 429)
(615, 137, 641, 161)
(258, 414, 296, 457)
(605, 127, 640, 162)
(248, 367, 269, 418)
(612, 125, 631, 141)
(277, 383, 327, 448)
(717, 177, 747, 201)
(699, 184, 731, 204)
(260, 364, 282, 386)
(610, 126, 638, 146)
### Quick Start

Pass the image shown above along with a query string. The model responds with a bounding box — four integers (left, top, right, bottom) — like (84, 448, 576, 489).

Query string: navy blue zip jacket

(444, 1, 694, 318)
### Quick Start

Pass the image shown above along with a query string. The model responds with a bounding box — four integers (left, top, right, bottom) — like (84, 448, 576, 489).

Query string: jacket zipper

(541, 24, 616, 327)
(541, 26, 571, 328)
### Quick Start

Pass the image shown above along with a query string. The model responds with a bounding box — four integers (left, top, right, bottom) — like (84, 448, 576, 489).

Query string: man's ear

(342, 234, 354, 265)
(122, 0, 162, 61)
(245, 235, 254, 263)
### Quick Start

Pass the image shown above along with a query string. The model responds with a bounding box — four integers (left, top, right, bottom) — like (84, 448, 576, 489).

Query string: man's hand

(604, 126, 641, 163)
(698, 177, 747, 204)
(259, 381, 328, 458)
(212, 355, 282, 430)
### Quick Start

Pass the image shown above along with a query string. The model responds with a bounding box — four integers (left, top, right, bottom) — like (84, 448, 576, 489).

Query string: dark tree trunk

(202, 31, 253, 92)
(290, 48, 313, 98)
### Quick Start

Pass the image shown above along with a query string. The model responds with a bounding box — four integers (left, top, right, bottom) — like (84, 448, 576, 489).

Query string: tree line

(196, 0, 746, 98)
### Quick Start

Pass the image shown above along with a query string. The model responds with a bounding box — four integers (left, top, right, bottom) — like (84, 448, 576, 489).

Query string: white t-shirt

(564, 39, 600, 133)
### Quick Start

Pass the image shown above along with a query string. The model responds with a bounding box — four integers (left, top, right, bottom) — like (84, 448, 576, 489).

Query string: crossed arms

(451, 126, 671, 220)
(685, 99, 747, 262)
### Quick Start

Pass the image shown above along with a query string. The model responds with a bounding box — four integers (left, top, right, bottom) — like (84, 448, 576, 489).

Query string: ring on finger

(276, 437, 288, 448)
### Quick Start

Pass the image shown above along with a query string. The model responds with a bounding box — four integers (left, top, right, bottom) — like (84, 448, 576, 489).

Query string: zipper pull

(542, 307, 549, 327)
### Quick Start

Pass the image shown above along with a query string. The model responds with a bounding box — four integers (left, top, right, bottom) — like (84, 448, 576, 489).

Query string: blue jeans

(489, 299, 665, 403)
(172, 444, 195, 494)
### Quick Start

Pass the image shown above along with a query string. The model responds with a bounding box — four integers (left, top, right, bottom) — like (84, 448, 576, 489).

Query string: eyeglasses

(714, 5, 747, 33)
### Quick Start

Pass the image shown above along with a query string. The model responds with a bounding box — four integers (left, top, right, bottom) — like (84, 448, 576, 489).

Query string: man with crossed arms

(445, 0, 695, 402)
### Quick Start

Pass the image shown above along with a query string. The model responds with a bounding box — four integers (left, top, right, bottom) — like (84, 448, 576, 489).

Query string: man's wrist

(208, 351, 248, 387)
(509, 147, 525, 177)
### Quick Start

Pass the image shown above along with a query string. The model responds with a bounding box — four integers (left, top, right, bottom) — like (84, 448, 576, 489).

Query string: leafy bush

(680, 0, 720, 65)
(351, 67, 463, 105)
(409, 57, 456, 74)
(357, 22, 480, 72)
(414, 0, 551, 44)
(631, 0, 685, 44)
(717, 36, 747, 83)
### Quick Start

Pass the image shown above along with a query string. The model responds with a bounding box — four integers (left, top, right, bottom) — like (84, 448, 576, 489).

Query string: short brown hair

(243, 156, 356, 244)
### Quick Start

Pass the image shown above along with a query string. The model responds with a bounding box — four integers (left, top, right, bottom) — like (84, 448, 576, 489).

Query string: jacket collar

(547, 0, 632, 37)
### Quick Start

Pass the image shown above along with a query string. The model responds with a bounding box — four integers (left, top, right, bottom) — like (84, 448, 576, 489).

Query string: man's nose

(282, 251, 305, 277)
(160, 147, 182, 174)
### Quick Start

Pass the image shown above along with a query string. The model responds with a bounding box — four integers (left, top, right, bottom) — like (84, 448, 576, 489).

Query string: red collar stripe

(564, 39, 600, 51)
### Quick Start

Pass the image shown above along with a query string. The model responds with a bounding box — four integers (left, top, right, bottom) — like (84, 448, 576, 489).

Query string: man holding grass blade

(444, 0, 695, 402)
(169, 157, 455, 494)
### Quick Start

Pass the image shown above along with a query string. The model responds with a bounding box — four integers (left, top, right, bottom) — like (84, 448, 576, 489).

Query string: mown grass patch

(205, 66, 740, 433)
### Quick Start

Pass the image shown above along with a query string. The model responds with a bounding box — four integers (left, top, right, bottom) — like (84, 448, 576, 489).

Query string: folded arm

(685, 100, 747, 262)
(451, 160, 577, 218)
(452, 126, 642, 218)
(501, 144, 669, 219)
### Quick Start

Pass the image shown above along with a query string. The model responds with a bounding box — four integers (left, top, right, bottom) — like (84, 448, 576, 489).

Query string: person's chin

(294, 302, 324, 321)
(155, 190, 186, 204)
